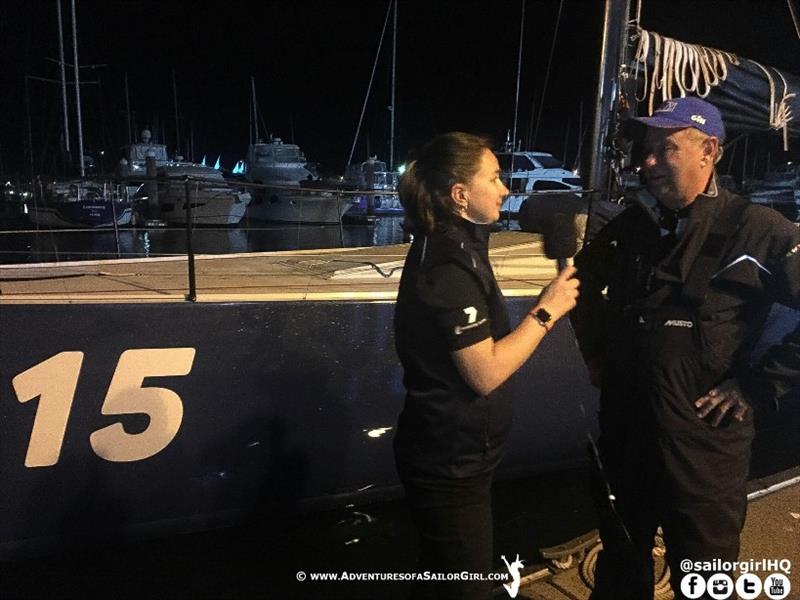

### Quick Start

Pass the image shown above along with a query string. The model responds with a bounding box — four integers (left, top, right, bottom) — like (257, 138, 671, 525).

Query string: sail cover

(631, 28, 799, 147)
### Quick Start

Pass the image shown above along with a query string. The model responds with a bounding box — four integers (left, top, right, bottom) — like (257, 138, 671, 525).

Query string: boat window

(532, 180, 571, 191)
(496, 154, 536, 171)
(532, 155, 565, 169)
(508, 177, 528, 192)
(275, 148, 303, 162)
(130, 144, 169, 162)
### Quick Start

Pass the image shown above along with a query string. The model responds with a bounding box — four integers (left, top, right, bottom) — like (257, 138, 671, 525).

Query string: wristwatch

(531, 307, 553, 331)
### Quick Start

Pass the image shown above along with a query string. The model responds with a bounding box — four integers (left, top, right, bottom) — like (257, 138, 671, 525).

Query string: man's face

(642, 127, 711, 210)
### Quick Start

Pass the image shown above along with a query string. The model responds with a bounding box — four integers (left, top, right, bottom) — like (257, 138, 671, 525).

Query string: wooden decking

(0, 232, 558, 303)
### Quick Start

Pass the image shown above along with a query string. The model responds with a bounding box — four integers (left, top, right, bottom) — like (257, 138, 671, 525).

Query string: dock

(510, 467, 800, 599)
(0, 231, 556, 303)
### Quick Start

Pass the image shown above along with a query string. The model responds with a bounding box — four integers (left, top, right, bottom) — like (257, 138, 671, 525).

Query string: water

(0, 217, 409, 265)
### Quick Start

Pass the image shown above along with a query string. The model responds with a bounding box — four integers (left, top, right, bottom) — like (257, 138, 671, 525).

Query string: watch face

(535, 308, 552, 323)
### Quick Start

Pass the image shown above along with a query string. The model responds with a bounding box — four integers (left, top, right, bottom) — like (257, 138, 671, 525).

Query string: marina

(1, 1, 799, 598)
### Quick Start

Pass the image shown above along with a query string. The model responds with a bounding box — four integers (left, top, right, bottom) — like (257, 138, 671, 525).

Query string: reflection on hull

(156, 190, 252, 226)
(247, 189, 354, 224)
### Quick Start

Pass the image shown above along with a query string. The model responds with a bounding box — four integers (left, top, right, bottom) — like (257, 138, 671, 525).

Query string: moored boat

(244, 137, 354, 223)
(125, 130, 251, 226)
(27, 179, 132, 228)
(745, 162, 799, 221)
(342, 156, 402, 218)
(496, 148, 583, 215)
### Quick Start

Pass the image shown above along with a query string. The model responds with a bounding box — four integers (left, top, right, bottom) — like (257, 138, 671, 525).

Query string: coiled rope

(633, 28, 795, 149)
(749, 60, 796, 150)
(633, 28, 739, 113)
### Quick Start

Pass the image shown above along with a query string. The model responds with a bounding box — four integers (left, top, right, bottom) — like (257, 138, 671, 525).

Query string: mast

(172, 69, 181, 156)
(389, 0, 397, 170)
(586, 0, 631, 196)
(346, 0, 392, 171)
(70, 0, 85, 177)
(531, 0, 564, 150)
(250, 76, 258, 143)
(57, 0, 71, 168)
(511, 0, 526, 153)
(25, 76, 35, 180)
(573, 100, 584, 172)
(124, 72, 132, 146)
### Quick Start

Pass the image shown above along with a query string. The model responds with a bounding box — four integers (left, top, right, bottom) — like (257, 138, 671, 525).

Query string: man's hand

(694, 379, 750, 426)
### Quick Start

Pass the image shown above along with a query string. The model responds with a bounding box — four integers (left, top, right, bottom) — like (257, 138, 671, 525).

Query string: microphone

(543, 212, 579, 271)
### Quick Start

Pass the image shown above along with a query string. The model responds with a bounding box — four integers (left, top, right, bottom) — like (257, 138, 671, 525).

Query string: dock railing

(0, 174, 621, 301)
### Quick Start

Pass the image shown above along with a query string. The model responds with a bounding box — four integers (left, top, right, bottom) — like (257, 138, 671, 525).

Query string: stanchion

(337, 191, 345, 248)
(109, 181, 121, 258)
(184, 177, 197, 301)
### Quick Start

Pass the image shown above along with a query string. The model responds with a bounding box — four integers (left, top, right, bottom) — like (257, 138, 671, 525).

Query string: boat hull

(1, 298, 796, 558)
(157, 190, 252, 226)
(246, 188, 354, 223)
(27, 201, 133, 228)
(0, 298, 597, 556)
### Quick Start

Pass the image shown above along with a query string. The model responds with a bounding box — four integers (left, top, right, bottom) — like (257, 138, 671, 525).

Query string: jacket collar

(445, 216, 492, 246)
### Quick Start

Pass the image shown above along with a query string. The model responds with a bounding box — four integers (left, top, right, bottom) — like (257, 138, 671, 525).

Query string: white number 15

(12, 348, 196, 468)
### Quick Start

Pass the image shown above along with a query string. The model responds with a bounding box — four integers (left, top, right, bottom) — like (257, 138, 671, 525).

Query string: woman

(394, 132, 579, 599)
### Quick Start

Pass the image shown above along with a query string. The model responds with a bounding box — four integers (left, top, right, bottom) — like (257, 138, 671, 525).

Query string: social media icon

(680, 573, 706, 599)
(707, 573, 733, 599)
(735, 573, 762, 600)
(764, 573, 791, 600)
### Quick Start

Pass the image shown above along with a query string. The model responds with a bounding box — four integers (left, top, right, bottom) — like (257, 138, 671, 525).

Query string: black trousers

(589, 426, 751, 600)
(399, 469, 494, 600)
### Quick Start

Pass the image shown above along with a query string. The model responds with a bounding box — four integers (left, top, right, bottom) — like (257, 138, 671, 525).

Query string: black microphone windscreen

(543, 212, 579, 260)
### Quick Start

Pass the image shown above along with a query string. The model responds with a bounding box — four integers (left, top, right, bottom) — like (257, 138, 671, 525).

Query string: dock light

(398, 163, 406, 175)
(364, 427, 393, 438)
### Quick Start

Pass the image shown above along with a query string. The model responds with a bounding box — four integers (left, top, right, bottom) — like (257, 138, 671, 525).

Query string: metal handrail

(1, 174, 628, 302)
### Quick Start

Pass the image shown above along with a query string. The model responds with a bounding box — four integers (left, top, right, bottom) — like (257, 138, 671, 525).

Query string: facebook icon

(680, 573, 707, 598)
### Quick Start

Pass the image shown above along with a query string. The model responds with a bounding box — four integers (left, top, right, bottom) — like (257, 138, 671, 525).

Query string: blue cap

(633, 97, 726, 142)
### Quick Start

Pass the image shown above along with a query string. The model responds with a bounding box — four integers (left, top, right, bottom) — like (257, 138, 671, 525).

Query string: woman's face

(455, 149, 509, 224)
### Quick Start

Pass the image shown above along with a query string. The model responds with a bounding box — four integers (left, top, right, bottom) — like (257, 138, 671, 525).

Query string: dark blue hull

(1, 299, 797, 557)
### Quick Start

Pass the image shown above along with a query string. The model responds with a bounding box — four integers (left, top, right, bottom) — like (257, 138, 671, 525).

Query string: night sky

(1, 0, 798, 178)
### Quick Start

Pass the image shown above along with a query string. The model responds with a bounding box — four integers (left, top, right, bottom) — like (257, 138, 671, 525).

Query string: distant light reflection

(364, 427, 392, 438)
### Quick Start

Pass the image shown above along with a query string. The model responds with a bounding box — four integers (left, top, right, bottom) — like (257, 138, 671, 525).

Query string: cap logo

(691, 114, 707, 125)
(655, 100, 679, 113)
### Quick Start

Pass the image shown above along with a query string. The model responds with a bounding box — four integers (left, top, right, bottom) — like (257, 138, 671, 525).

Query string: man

(571, 96, 800, 599)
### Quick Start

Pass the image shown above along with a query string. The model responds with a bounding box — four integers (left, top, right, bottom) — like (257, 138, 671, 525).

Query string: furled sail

(631, 28, 799, 148)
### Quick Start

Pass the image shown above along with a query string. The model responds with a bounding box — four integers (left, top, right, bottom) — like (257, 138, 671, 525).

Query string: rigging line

(789, 0, 800, 41)
(346, 0, 393, 172)
(510, 0, 526, 155)
(506, 0, 526, 230)
(531, 0, 564, 150)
